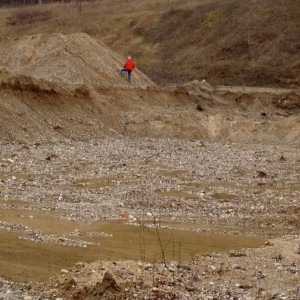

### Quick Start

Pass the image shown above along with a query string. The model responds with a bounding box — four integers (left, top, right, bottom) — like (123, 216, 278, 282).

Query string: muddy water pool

(0, 205, 266, 283)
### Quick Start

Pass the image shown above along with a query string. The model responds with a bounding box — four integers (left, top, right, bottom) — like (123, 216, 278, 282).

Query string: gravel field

(0, 138, 299, 299)
(1, 138, 299, 230)
(0, 32, 299, 300)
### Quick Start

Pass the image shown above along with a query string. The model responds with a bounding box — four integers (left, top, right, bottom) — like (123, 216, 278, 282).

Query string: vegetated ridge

(133, 0, 300, 87)
(0, 0, 299, 87)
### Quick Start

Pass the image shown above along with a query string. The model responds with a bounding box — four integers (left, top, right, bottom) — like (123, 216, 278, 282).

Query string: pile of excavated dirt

(0, 33, 154, 88)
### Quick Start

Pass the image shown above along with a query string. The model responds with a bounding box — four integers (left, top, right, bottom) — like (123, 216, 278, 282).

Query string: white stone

(60, 269, 69, 273)
(209, 265, 217, 271)
(137, 261, 143, 267)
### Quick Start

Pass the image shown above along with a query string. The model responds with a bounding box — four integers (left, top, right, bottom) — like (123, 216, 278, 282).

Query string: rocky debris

(0, 138, 299, 298)
(1, 234, 299, 299)
(0, 278, 29, 300)
(0, 139, 299, 233)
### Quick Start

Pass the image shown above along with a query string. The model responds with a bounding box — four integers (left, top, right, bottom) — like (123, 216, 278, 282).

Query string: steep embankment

(0, 66, 214, 142)
(0, 33, 299, 144)
(0, 33, 154, 88)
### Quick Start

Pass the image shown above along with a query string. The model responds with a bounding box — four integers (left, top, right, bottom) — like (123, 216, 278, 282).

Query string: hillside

(0, 33, 154, 87)
(135, 0, 300, 87)
(0, 10, 299, 299)
(0, 0, 299, 87)
(0, 33, 299, 144)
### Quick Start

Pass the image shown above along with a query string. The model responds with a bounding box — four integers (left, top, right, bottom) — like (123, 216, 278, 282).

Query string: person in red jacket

(120, 56, 135, 83)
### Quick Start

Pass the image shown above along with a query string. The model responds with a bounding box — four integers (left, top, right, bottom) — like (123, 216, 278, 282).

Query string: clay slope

(0, 33, 299, 145)
(1, 67, 299, 145)
(0, 66, 210, 142)
(0, 33, 154, 88)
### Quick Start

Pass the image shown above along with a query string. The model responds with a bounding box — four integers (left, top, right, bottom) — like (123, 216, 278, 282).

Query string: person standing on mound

(120, 56, 135, 83)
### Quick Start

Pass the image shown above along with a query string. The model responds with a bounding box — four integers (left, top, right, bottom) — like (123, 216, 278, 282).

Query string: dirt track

(0, 33, 299, 299)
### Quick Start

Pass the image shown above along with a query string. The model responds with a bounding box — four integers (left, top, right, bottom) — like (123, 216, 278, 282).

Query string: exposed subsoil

(0, 33, 299, 299)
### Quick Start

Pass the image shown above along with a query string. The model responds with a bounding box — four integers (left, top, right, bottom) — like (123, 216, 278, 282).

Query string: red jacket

(124, 59, 135, 71)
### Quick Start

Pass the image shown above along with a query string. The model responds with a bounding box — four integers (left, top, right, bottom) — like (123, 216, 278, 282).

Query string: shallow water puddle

(72, 179, 112, 189)
(0, 172, 33, 181)
(68, 175, 127, 189)
(212, 192, 237, 201)
(0, 199, 32, 206)
(0, 207, 266, 283)
(184, 179, 300, 193)
(155, 190, 199, 200)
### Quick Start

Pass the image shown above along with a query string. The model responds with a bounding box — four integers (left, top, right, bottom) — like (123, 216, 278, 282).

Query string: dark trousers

(120, 68, 132, 82)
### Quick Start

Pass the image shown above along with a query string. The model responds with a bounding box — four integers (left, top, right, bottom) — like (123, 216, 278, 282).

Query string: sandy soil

(0, 33, 299, 299)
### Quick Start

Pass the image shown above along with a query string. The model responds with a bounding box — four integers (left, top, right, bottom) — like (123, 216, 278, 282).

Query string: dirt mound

(0, 68, 299, 145)
(0, 33, 299, 145)
(73, 272, 121, 300)
(0, 33, 154, 88)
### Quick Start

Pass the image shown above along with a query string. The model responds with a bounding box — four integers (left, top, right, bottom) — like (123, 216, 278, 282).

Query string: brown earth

(0, 33, 299, 145)
(0, 32, 299, 300)
(19, 236, 300, 299)
(0, 0, 299, 87)
(134, 0, 300, 87)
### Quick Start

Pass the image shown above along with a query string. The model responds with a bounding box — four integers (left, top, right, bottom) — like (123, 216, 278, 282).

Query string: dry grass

(0, 0, 196, 32)
(6, 8, 52, 25)
(0, 0, 299, 87)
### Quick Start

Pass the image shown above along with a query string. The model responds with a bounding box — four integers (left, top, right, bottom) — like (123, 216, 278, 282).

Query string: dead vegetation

(0, 0, 299, 87)
(6, 7, 52, 25)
